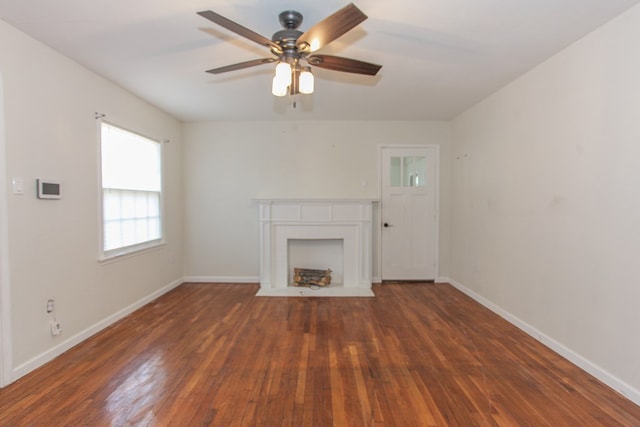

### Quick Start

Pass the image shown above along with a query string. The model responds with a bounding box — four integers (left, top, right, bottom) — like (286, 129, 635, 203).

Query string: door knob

(383, 222, 391, 228)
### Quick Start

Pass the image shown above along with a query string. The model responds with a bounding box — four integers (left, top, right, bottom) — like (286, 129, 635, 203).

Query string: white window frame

(97, 119, 165, 261)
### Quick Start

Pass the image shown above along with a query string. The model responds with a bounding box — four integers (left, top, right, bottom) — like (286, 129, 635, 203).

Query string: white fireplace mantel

(257, 198, 376, 297)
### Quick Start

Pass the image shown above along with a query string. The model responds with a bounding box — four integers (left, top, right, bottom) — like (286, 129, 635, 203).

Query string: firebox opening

(287, 239, 344, 287)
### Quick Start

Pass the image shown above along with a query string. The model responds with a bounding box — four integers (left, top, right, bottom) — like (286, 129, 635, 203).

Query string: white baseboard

(11, 277, 183, 383)
(182, 276, 259, 283)
(447, 277, 640, 407)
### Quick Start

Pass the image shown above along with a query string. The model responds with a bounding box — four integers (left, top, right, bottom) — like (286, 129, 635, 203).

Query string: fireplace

(257, 199, 375, 297)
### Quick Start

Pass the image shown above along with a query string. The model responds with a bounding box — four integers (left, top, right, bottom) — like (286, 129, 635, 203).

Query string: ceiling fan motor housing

(272, 29, 303, 55)
(272, 11, 305, 59)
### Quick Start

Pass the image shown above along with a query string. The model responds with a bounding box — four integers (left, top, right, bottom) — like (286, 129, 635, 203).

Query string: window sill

(98, 239, 167, 265)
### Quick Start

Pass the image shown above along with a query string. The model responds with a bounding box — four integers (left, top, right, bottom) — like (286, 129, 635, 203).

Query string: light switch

(12, 177, 24, 195)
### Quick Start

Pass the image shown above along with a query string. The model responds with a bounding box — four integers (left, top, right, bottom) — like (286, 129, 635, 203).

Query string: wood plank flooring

(1, 283, 639, 426)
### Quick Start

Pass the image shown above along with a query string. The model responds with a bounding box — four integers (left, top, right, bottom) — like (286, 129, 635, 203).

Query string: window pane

(148, 218, 161, 240)
(101, 123, 161, 192)
(147, 192, 160, 217)
(103, 190, 121, 221)
(101, 122, 163, 255)
(390, 157, 401, 187)
(402, 156, 427, 187)
(102, 189, 161, 253)
(414, 156, 426, 187)
(135, 191, 148, 218)
(104, 221, 122, 251)
(121, 219, 136, 247)
(403, 156, 414, 187)
(135, 218, 149, 242)
(121, 191, 136, 219)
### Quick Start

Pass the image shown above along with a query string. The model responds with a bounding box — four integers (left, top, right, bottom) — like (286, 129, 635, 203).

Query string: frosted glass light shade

(272, 75, 288, 97)
(299, 68, 314, 94)
(274, 62, 292, 86)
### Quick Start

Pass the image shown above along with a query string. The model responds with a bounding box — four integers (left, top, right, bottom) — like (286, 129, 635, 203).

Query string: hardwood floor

(1, 283, 639, 426)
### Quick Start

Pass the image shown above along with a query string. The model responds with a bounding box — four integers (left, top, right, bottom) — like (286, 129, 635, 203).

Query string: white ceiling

(1, 0, 638, 122)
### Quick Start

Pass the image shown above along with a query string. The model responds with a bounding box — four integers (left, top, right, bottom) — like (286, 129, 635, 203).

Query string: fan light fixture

(271, 62, 314, 97)
(198, 4, 381, 100)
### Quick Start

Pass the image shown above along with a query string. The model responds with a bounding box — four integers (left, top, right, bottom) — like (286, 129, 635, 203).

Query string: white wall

(183, 120, 451, 282)
(0, 19, 183, 382)
(450, 5, 640, 403)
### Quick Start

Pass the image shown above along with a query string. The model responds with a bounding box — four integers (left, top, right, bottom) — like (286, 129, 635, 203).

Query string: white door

(381, 146, 438, 280)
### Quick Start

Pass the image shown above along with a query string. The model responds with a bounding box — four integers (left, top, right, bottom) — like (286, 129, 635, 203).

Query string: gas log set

(293, 268, 332, 287)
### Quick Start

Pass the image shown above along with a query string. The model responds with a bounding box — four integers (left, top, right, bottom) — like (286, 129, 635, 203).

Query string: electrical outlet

(50, 319, 62, 336)
(46, 299, 54, 313)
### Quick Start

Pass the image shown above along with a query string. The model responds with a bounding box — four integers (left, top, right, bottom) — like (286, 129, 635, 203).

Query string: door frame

(0, 72, 11, 386)
(377, 144, 440, 282)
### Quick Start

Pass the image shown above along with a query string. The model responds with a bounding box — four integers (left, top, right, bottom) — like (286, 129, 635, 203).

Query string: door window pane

(390, 156, 401, 187)
(402, 156, 427, 187)
(390, 155, 428, 187)
(413, 156, 426, 187)
(403, 156, 413, 187)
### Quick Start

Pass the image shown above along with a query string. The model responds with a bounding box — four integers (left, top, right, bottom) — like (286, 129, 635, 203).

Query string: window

(100, 122, 163, 258)
(390, 155, 426, 187)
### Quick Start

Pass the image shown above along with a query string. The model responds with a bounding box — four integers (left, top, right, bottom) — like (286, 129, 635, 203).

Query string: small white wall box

(37, 179, 61, 199)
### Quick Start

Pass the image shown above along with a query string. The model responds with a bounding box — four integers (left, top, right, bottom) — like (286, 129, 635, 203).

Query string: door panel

(381, 147, 438, 280)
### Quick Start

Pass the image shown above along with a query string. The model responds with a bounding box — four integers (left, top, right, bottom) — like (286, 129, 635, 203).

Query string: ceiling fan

(197, 3, 382, 97)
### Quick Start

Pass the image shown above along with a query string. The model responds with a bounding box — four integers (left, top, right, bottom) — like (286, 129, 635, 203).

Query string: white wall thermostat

(37, 179, 62, 199)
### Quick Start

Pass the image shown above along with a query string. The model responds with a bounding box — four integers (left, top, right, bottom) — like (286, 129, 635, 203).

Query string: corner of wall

(448, 277, 640, 407)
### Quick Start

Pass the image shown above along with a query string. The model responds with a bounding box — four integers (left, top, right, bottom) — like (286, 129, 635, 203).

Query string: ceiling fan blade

(206, 58, 277, 74)
(307, 55, 381, 75)
(198, 10, 281, 53)
(296, 3, 367, 53)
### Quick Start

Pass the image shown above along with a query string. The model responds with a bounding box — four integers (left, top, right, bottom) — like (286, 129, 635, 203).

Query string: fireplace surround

(257, 199, 375, 297)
